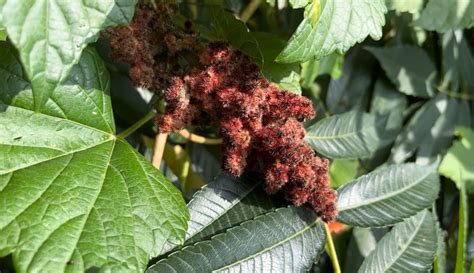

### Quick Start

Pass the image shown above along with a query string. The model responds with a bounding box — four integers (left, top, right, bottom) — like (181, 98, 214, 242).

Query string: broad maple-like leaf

(0, 43, 188, 273)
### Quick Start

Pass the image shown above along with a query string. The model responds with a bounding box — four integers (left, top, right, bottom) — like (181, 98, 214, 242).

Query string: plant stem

(179, 143, 191, 193)
(178, 129, 223, 145)
(240, 0, 262, 23)
(325, 223, 341, 273)
(117, 111, 156, 138)
(152, 133, 168, 168)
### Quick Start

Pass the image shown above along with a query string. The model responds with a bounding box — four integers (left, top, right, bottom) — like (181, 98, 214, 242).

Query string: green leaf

(439, 127, 474, 192)
(148, 207, 326, 272)
(276, 0, 387, 63)
(326, 47, 375, 114)
(205, 6, 262, 61)
(370, 78, 407, 136)
(353, 228, 377, 258)
(0, 44, 188, 272)
(358, 210, 437, 272)
(329, 159, 359, 188)
(0, 0, 136, 112)
(385, 0, 423, 14)
(0, 27, 6, 41)
(415, 0, 474, 32)
(337, 163, 440, 227)
(361, 77, 407, 169)
(305, 111, 388, 159)
(441, 31, 474, 92)
(416, 96, 459, 164)
(301, 53, 344, 88)
(390, 94, 458, 163)
(367, 45, 437, 98)
(249, 32, 302, 94)
(161, 173, 274, 254)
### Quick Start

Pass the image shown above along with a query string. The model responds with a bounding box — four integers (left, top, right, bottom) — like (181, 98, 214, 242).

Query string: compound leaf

(149, 207, 326, 273)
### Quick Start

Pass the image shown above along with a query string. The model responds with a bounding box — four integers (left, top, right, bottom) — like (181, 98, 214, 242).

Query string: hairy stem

(325, 223, 341, 273)
(117, 111, 156, 138)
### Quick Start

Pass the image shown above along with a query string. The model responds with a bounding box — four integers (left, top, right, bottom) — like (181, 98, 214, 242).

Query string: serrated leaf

(441, 31, 474, 92)
(416, 96, 459, 164)
(385, 0, 423, 14)
(160, 173, 275, 254)
(415, 0, 474, 32)
(276, 0, 387, 63)
(326, 47, 375, 114)
(0, 44, 188, 273)
(439, 127, 474, 192)
(390, 94, 456, 163)
(358, 210, 437, 273)
(305, 111, 388, 159)
(149, 207, 326, 273)
(0, 0, 136, 111)
(337, 163, 440, 227)
(367, 45, 437, 98)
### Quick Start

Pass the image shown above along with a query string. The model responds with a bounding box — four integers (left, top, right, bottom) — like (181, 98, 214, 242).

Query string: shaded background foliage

(0, 0, 474, 272)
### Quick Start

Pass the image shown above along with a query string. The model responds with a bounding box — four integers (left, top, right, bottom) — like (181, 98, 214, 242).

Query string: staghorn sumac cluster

(102, 1, 200, 92)
(103, 1, 337, 221)
(156, 43, 337, 222)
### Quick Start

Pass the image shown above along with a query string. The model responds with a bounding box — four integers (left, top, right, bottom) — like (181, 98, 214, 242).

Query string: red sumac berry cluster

(104, 1, 337, 221)
(156, 43, 337, 222)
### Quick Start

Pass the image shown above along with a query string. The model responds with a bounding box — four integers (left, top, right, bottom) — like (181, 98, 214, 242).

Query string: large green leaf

(367, 46, 437, 98)
(0, 0, 136, 112)
(0, 44, 188, 273)
(337, 163, 439, 227)
(439, 127, 474, 192)
(148, 207, 326, 273)
(358, 210, 437, 272)
(161, 173, 275, 254)
(415, 0, 474, 32)
(276, 0, 387, 63)
(305, 111, 388, 159)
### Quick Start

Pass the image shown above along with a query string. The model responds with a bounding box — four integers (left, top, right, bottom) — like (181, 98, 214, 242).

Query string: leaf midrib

(382, 212, 427, 272)
(338, 168, 432, 212)
(185, 181, 260, 243)
(306, 115, 380, 141)
(213, 219, 320, 272)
